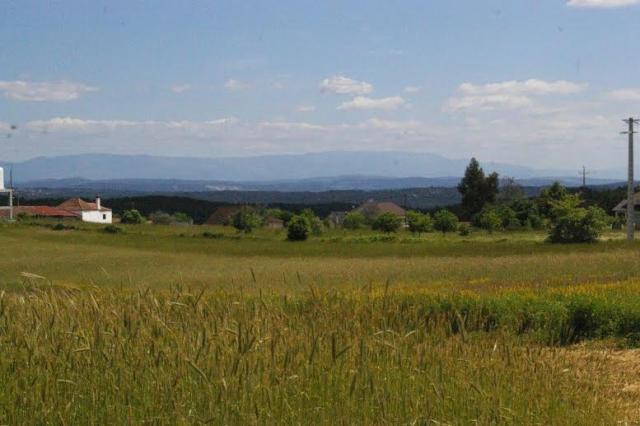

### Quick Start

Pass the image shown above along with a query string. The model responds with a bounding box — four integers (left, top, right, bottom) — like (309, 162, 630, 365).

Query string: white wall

(81, 210, 112, 224)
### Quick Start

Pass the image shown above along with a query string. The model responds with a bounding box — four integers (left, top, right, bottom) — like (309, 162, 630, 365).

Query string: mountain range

(1, 152, 625, 191)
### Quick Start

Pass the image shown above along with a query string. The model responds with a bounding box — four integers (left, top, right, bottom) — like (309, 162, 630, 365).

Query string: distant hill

(1, 151, 611, 183)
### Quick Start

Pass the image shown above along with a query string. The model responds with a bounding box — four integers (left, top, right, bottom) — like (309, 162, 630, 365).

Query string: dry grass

(2, 223, 640, 423)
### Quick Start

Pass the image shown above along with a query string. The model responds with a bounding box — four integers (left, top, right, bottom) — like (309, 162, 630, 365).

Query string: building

(264, 217, 284, 229)
(206, 206, 244, 226)
(326, 211, 347, 228)
(612, 193, 640, 228)
(57, 197, 112, 224)
(354, 200, 406, 222)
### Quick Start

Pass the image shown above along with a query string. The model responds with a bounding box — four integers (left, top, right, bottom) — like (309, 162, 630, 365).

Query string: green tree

(343, 211, 366, 230)
(149, 211, 173, 225)
(457, 158, 499, 220)
(509, 198, 544, 229)
(371, 213, 403, 233)
(172, 212, 192, 224)
(433, 210, 459, 235)
(120, 209, 145, 224)
(232, 208, 261, 233)
(406, 211, 433, 235)
(477, 207, 502, 234)
(547, 194, 610, 243)
(537, 181, 569, 219)
(300, 209, 324, 236)
(287, 215, 311, 241)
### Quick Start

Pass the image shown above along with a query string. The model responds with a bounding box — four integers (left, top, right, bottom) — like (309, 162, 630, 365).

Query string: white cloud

(296, 105, 316, 112)
(337, 96, 405, 111)
(445, 94, 534, 112)
(0, 80, 97, 102)
(320, 75, 373, 95)
(567, 0, 640, 8)
(260, 121, 325, 131)
(607, 88, 640, 101)
(359, 118, 421, 131)
(445, 79, 585, 112)
(26, 117, 238, 134)
(225, 79, 250, 91)
(404, 86, 422, 93)
(170, 84, 192, 93)
(459, 79, 585, 96)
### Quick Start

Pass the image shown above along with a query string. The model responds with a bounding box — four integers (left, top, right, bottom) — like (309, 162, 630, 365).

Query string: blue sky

(1, 0, 639, 171)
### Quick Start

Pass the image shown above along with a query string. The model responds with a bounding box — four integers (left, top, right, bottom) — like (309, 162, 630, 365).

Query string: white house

(57, 196, 113, 224)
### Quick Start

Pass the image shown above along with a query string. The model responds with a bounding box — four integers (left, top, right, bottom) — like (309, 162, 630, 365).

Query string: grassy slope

(2, 222, 640, 423)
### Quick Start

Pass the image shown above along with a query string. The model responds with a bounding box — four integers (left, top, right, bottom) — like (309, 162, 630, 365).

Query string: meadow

(2, 222, 640, 424)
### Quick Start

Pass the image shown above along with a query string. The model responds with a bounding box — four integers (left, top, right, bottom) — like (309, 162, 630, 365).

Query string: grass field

(2, 222, 640, 423)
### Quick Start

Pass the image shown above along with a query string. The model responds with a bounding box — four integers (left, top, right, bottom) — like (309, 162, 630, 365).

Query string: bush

(232, 208, 261, 233)
(547, 195, 610, 243)
(371, 213, 403, 233)
(120, 209, 146, 224)
(458, 223, 471, 236)
(300, 209, 324, 236)
(406, 211, 433, 235)
(149, 211, 174, 225)
(287, 215, 311, 241)
(477, 207, 502, 234)
(343, 211, 367, 230)
(51, 223, 76, 231)
(172, 212, 192, 224)
(433, 210, 459, 235)
(202, 231, 224, 239)
(103, 225, 122, 234)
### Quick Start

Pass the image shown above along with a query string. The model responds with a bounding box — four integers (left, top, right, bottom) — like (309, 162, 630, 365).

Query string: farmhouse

(327, 211, 347, 228)
(354, 200, 406, 222)
(612, 193, 640, 227)
(57, 197, 113, 224)
(206, 206, 243, 226)
(264, 217, 284, 229)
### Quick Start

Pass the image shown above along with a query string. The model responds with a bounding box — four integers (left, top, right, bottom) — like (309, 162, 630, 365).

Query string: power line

(622, 117, 639, 241)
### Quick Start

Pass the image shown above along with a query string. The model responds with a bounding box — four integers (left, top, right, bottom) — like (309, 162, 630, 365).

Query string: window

(103, 214, 106, 220)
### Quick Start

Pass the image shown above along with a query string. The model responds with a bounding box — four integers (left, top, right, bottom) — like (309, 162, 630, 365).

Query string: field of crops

(1, 222, 640, 423)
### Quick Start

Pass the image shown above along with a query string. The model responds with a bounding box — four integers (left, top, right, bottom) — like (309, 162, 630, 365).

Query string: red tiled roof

(0, 206, 79, 218)
(206, 206, 243, 225)
(355, 201, 406, 217)
(57, 198, 111, 212)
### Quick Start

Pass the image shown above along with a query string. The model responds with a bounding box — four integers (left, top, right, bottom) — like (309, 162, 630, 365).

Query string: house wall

(81, 210, 112, 224)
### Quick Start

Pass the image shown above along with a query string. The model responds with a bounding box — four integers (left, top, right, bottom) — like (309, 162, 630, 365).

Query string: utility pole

(580, 165, 590, 188)
(622, 118, 639, 241)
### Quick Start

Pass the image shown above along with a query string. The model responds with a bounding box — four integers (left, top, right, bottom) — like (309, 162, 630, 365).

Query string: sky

(1, 0, 639, 172)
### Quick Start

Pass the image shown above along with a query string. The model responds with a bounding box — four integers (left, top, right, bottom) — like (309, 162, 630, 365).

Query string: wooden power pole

(622, 118, 639, 241)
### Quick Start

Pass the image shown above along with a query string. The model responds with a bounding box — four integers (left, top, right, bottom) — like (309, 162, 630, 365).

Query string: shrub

(372, 213, 403, 233)
(458, 223, 471, 236)
(202, 231, 224, 239)
(103, 225, 122, 234)
(477, 207, 502, 234)
(232, 208, 261, 233)
(433, 210, 459, 235)
(406, 211, 433, 235)
(120, 209, 146, 224)
(343, 211, 366, 230)
(149, 211, 174, 225)
(172, 212, 192, 224)
(51, 223, 76, 231)
(287, 215, 311, 241)
(547, 195, 610, 243)
(300, 209, 324, 236)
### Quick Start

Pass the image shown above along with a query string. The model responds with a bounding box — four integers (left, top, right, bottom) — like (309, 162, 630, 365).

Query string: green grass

(1, 221, 640, 423)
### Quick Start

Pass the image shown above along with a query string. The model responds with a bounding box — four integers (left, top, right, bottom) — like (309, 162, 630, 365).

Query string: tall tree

(457, 158, 499, 220)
